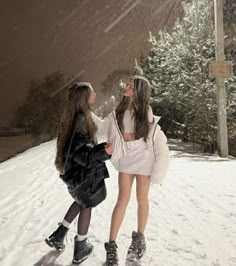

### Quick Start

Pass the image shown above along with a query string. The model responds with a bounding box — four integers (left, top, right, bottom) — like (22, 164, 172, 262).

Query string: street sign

(209, 61, 233, 78)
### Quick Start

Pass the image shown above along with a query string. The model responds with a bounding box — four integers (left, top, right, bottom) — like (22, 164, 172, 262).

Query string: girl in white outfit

(93, 75, 170, 265)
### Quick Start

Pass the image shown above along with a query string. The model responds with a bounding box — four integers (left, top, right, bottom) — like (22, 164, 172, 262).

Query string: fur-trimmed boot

(126, 231, 146, 261)
(104, 240, 119, 266)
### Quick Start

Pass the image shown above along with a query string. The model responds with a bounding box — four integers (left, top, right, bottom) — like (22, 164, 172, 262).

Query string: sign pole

(214, 0, 228, 157)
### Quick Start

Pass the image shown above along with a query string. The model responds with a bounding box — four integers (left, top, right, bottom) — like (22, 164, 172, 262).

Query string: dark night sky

(0, 0, 182, 126)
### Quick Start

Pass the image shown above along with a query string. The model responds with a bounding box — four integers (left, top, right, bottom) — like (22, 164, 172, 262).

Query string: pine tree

(137, 0, 235, 154)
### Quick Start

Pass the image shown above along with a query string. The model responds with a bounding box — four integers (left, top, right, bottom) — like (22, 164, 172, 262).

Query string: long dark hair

(55, 83, 96, 173)
(116, 76, 152, 141)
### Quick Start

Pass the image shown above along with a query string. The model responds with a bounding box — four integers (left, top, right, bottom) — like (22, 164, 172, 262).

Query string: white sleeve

(91, 112, 111, 141)
(148, 105, 154, 123)
(151, 125, 170, 184)
(91, 112, 104, 137)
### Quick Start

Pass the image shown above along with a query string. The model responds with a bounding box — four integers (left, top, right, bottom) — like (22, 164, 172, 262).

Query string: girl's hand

(105, 143, 112, 155)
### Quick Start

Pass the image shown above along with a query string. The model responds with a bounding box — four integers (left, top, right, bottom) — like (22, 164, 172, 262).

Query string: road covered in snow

(0, 139, 236, 266)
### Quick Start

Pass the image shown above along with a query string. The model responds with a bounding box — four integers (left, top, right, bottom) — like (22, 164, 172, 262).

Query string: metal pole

(214, 0, 228, 157)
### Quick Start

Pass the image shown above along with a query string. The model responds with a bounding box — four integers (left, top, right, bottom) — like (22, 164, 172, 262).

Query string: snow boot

(104, 240, 119, 266)
(45, 223, 69, 252)
(72, 236, 94, 265)
(126, 231, 146, 261)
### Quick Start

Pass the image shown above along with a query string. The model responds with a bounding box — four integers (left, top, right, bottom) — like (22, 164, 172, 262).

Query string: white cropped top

(123, 110, 135, 133)
(123, 106, 154, 133)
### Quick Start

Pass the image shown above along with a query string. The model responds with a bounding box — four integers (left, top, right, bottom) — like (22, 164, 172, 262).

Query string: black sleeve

(88, 142, 111, 166)
(73, 142, 110, 167)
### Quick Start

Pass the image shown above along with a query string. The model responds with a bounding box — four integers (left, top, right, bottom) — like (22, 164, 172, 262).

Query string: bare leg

(136, 175, 151, 234)
(109, 172, 135, 241)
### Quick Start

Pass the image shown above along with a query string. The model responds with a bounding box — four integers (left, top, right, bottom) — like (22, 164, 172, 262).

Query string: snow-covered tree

(136, 0, 236, 154)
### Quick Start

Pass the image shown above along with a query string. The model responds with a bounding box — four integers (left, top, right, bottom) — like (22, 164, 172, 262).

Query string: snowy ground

(0, 139, 236, 266)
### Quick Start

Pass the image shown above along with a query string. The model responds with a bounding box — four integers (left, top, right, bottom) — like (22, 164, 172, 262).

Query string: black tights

(64, 201, 92, 235)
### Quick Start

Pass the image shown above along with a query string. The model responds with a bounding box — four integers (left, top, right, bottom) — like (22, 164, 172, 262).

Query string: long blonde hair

(55, 83, 96, 173)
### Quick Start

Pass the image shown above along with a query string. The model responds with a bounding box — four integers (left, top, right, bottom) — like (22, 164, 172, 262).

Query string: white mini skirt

(117, 138, 155, 175)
